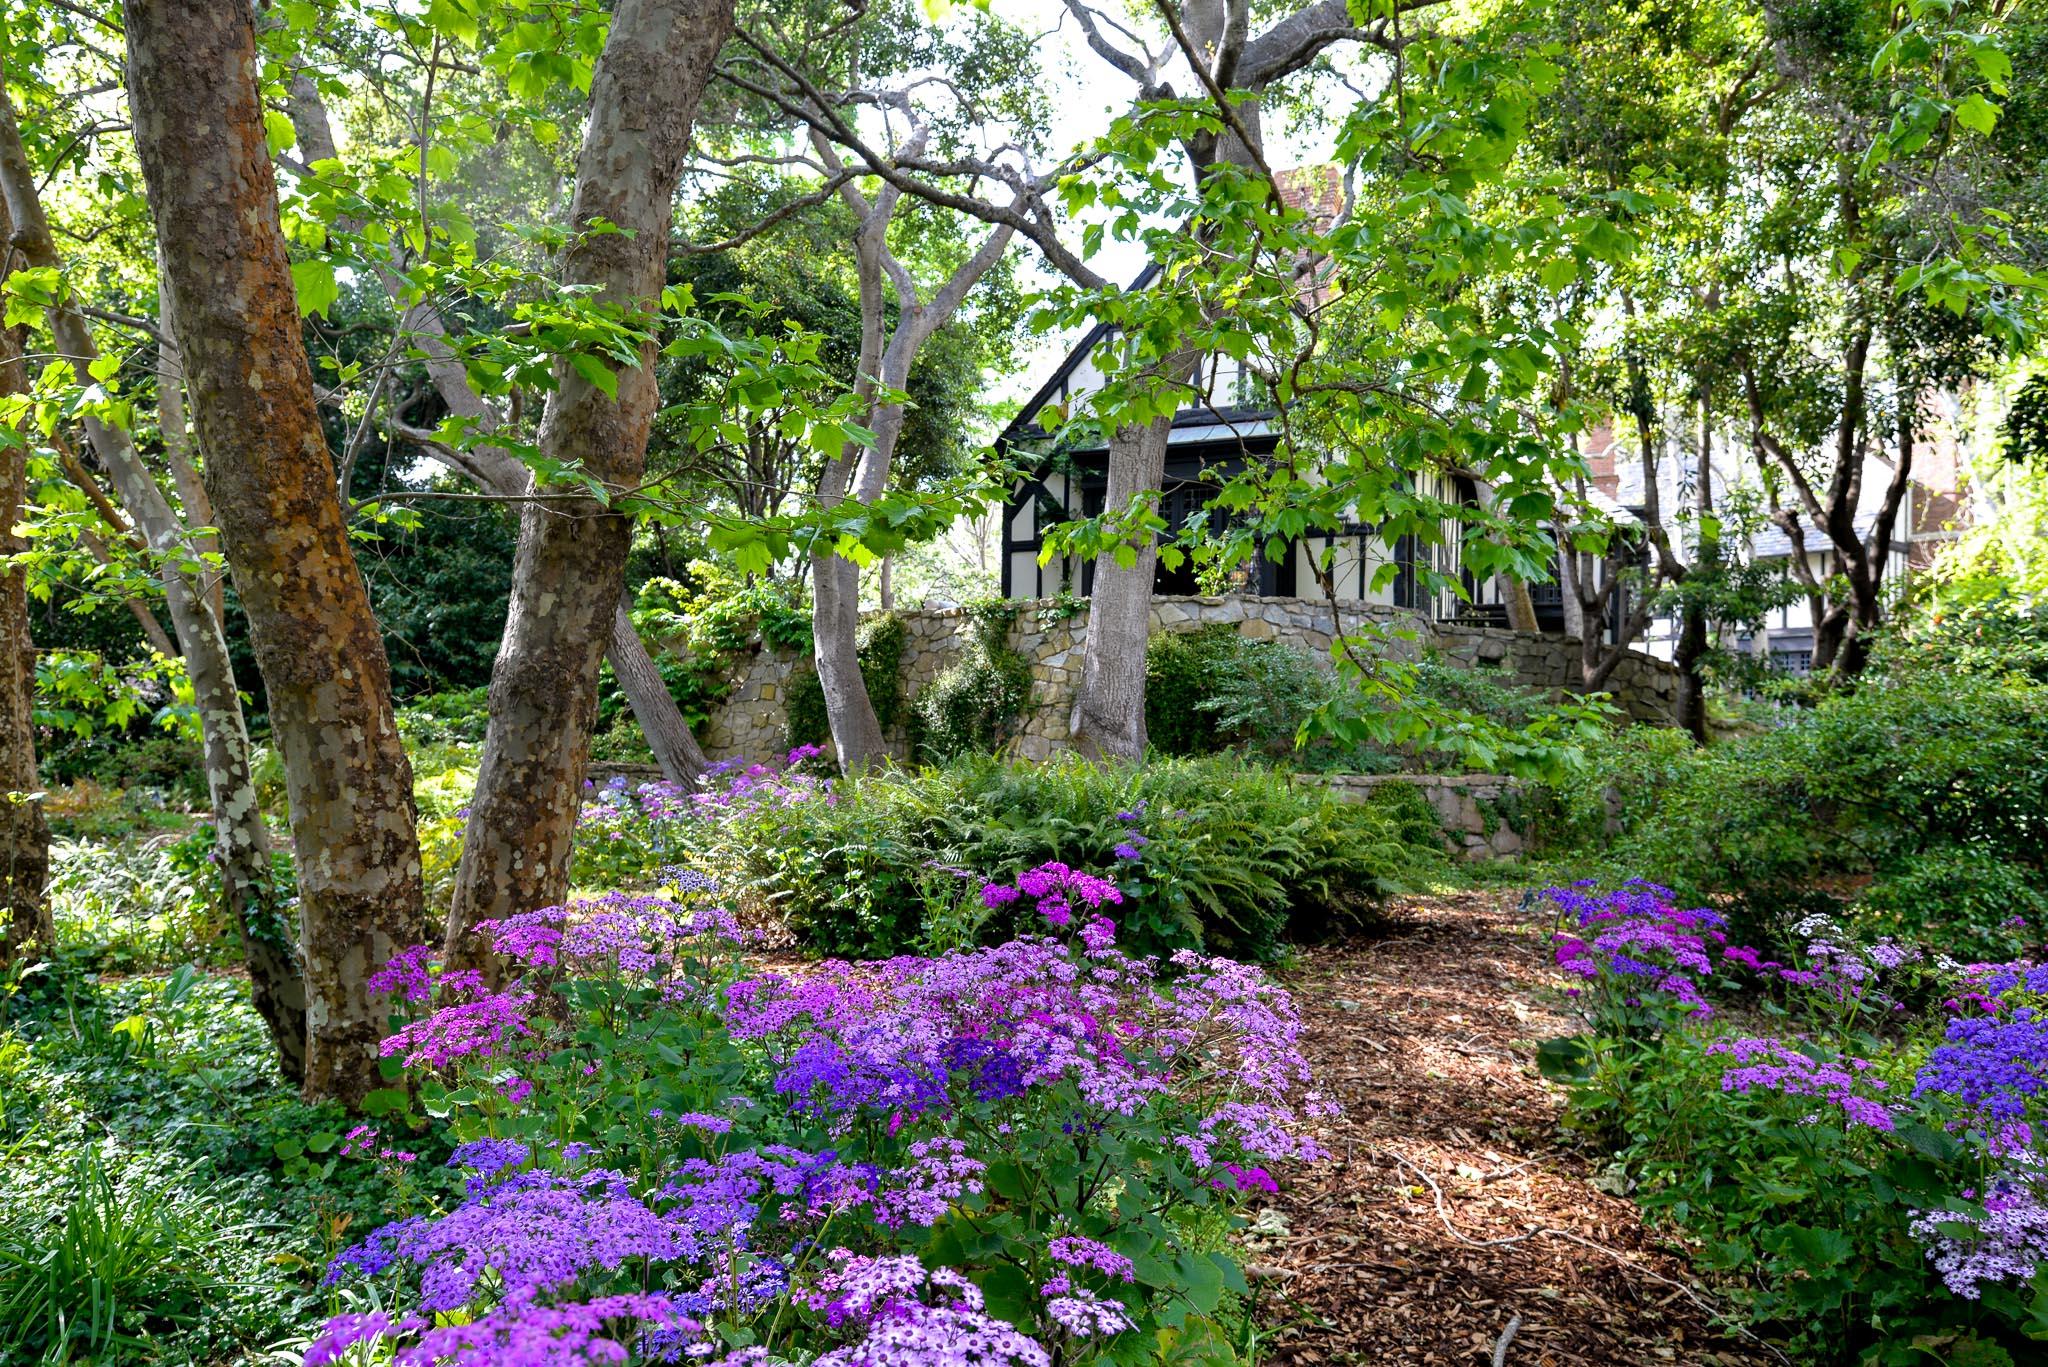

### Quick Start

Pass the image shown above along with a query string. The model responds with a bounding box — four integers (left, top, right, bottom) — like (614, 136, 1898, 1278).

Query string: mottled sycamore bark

(1070, 416, 1172, 758)
(0, 90, 304, 1071)
(285, 75, 711, 792)
(446, 0, 734, 963)
(0, 298, 49, 961)
(124, 0, 419, 1103)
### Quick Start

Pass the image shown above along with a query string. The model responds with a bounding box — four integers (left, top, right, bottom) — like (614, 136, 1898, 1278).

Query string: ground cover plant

(574, 751, 1443, 962)
(1539, 878, 2048, 1364)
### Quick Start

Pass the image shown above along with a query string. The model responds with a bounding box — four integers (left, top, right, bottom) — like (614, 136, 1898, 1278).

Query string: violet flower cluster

(1707, 1036, 1896, 1132)
(1910, 1162, 2048, 1298)
(724, 933, 1329, 1173)
(1545, 879, 1731, 1016)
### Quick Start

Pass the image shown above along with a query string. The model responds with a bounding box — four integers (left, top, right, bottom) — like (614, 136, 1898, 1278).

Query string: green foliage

(0, 1152, 268, 1363)
(348, 451, 517, 699)
(785, 613, 907, 751)
(1852, 845, 2048, 962)
(711, 755, 1443, 962)
(1531, 661, 2048, 948)
(908, 601, 1032, 762)
(48, 836, 229, 974)
(395, 686, 492, 746)
(1145, 626, 1332, 758)
(0, 962, 408, 1364)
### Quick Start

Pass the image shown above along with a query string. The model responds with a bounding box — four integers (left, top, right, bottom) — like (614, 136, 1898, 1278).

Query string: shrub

(909, 601, 1032, 762)
(587, 754, 1441, 962)
(1144, 625, 1332, 757)
(1528, 667, 2048, 950)
(1851, 846, 2048, 964)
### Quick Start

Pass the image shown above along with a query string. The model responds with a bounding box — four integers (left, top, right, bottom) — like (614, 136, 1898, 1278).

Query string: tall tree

(446, 0, 735, 958)
(123, 0, 422, 1103)
(0, 88, 304, 1073)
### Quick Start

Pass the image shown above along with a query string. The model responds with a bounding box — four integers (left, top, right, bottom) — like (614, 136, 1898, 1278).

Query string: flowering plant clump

(1546, 879, 1735, 1019)
(1541, 876, 2048, 1358)
(573, 748, 833, 888)
(309, 851, 1330, 1365)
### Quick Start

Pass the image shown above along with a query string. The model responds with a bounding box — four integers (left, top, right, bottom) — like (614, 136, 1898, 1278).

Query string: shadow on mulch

(1252, 889, 1779, 1367)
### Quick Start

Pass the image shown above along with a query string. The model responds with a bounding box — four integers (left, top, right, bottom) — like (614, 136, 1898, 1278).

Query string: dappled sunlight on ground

(1258, 890, 1776, 1367)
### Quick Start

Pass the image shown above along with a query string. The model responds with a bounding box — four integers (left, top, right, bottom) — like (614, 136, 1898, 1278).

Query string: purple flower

(1710, 1037, 1895, 1132)
(1047, 1235, 1135, 1282)
(1912, 1162, 2048, 1297)
(1915, 1008, 2048, 1122)
(379, 991, 533, 1070)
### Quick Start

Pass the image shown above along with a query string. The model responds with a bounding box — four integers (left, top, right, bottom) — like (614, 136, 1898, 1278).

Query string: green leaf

(1955, 93, 1999, 136)
(289, 259, 339, 319)
(264, 109, 298, 156)
(1534, 1035, 1590, 1082)
(1896, 1122, 1965, 1163)
(361, 1087, 409, 1117)
(570, 353, 619, 400)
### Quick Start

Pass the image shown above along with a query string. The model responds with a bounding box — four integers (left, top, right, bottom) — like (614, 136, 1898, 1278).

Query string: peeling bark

(0, 86, 305, 1074)
(0, 281, 48, 962)
(446, 0, 734, 963)
(124, 0, 419, 1103)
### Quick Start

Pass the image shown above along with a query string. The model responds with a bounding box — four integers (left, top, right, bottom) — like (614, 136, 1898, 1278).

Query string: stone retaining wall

(1312, 772, 1529, 862)
(695, 595, 1680, 764)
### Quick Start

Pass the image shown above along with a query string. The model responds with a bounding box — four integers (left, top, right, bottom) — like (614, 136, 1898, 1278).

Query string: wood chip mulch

(1254, 888, 1780, 1367)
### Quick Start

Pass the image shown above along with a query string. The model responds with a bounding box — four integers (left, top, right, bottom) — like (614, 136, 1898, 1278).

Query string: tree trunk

(446, 0, 734, 962)
(0, 301, 49, 963)
(1672, 601, 1710, 743)
(1498, 575, 1540, 632)
(286, 75, 711, 789)
(609, 602, 711, 782)
(810, 522, 887, 767)
(0, 86, 306, 1073)
(125, 0, 422, 1104)
(1071, 416, 1171, 759)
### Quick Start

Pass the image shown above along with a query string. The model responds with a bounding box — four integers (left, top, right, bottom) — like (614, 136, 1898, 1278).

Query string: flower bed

(307, 864, 1332, 1365)
(1540, 879, 2048, 1363)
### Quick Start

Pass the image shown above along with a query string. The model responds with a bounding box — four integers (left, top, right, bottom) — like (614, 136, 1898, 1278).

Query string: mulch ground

(1255, 888, 1780, 1367)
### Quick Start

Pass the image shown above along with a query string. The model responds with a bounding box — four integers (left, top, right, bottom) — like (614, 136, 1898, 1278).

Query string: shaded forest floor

(1257, 888, 1777, 1367)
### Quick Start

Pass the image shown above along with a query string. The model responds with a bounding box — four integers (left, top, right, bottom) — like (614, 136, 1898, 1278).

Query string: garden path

(1256, 888, 1776, 1367)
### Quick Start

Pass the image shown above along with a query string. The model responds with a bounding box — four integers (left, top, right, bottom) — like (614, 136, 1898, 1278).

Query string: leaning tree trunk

(0, 307, 49, 962)
(0, 90, 304, 1071)
(1071, 416, 1171, 759)
(445, 0, 735, 966)
(125, 0, 422, 1105)
(285, 76, 710, 790)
